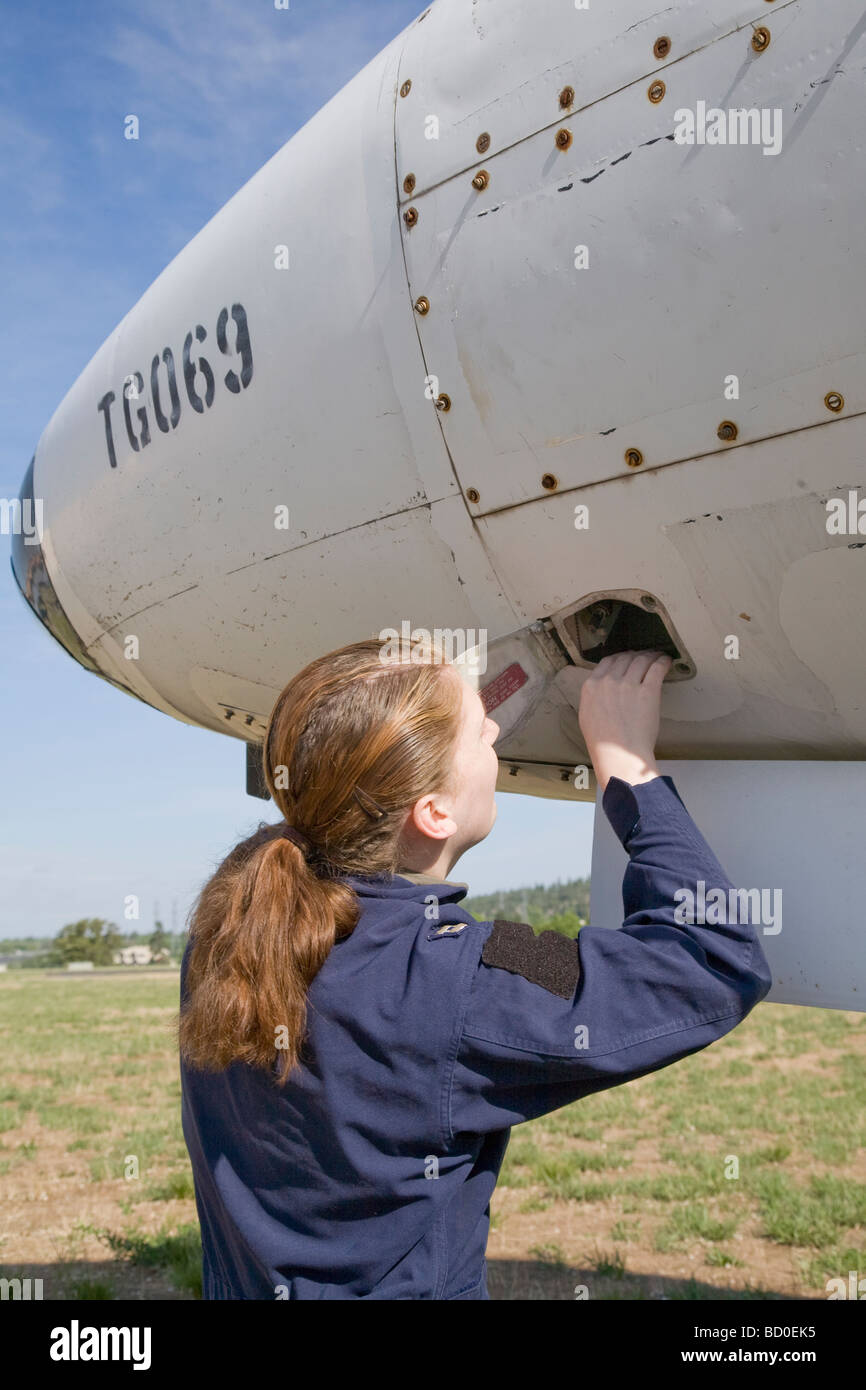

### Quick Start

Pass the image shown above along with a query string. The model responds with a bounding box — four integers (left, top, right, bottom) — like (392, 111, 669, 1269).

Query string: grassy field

(0, 970, 864, 1300)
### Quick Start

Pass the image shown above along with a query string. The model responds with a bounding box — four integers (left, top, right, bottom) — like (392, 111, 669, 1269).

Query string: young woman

(178, 638, 772, 1300)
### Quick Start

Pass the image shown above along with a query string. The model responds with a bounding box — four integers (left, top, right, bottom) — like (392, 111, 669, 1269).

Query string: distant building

(111, 945, 171, 966)
(113, 945, 154, 966)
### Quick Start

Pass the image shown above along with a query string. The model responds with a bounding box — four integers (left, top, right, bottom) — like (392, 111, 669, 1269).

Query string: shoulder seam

(440, 919, 494, 1148)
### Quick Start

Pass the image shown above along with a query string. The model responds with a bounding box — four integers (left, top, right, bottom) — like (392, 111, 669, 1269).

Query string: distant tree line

(2, 919, 188, 968)
(2, 877, 595, 964)
(462, 877, 591, 940)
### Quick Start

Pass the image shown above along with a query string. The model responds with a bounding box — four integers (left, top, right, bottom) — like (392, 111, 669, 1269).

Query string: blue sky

(0, 0, 594, 940)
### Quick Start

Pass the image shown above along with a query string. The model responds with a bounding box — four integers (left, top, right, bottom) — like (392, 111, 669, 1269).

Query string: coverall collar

(339, 871, 469, 904)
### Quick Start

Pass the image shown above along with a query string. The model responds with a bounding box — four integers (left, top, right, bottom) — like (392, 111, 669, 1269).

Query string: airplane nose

(9, 454, 102, 678)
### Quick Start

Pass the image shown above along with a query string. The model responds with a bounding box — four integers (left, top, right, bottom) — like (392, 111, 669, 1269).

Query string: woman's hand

(578, 650, 673, 792)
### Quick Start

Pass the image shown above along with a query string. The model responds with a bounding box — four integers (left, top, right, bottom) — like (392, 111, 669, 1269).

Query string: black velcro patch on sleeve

(481, 919, 581, 999)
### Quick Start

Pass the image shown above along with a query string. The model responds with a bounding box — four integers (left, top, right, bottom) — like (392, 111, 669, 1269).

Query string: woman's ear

(408, 792, 458, 844)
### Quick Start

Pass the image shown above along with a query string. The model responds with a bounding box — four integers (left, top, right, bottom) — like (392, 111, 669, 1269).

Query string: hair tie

(279, 823, 311, 856)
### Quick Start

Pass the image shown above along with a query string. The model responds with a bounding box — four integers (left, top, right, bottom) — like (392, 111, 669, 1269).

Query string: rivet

(824, 391, 844, 412)
(555, 127, 573, 149)
(751, 26, 770, 51)
(403, 206, 419, 227)
(654, 36, 671, 59)
(400, 79, 412, 98)
(541, 473, 558, 490)
(466, 487, 480, 503)
(717, 420, 738, 441)
(476, 132, 491, 154)
(403, 173, 416, 194)
(641, 595, 657, 609)
(559, 85, 575, 109)
(625, 448, 643, 468)
(648, 80, 666, 103)
(435, 393, 451, 412)
(414, 295, 430, 315)
(472, 169, 489, 190)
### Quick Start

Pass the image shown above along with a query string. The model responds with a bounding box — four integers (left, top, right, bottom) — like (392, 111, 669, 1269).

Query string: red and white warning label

(480, 662, 529, 713)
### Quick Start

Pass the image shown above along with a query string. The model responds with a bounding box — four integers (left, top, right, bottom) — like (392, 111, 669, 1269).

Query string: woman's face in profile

(447, 668, 500, 849)
(398, 665, 500, 873)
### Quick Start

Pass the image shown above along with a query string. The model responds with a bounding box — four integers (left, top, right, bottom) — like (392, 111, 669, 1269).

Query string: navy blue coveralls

(180, 774, 773, 1299)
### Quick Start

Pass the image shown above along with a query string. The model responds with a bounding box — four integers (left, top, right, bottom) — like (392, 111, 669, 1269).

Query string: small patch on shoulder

(481, 919, 580, 999)
(427, 921, 468, 940)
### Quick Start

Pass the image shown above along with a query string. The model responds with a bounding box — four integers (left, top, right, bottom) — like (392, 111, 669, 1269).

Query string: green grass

(142, 1169, 196, 1202)
(1, 971, 864, 1301)
(652, 1203, 739, 1253)
(36, 1103, 106, 1135)
(491, 999, 866, 1297)
(594, 1248, 627, 1279)
(66, 1278, 116, 1300)
(529, 1241, 568, 1265)
(705, 1248, 744, 1268)
(0, 971, 198, 1299)
(754, 1172, 866, 1247)
(95, 1224, 202, 1297)
(610, 1218, 641, 1242)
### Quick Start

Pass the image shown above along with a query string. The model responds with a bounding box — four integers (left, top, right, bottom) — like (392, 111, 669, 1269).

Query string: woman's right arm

(442, 651, 774, 1140)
